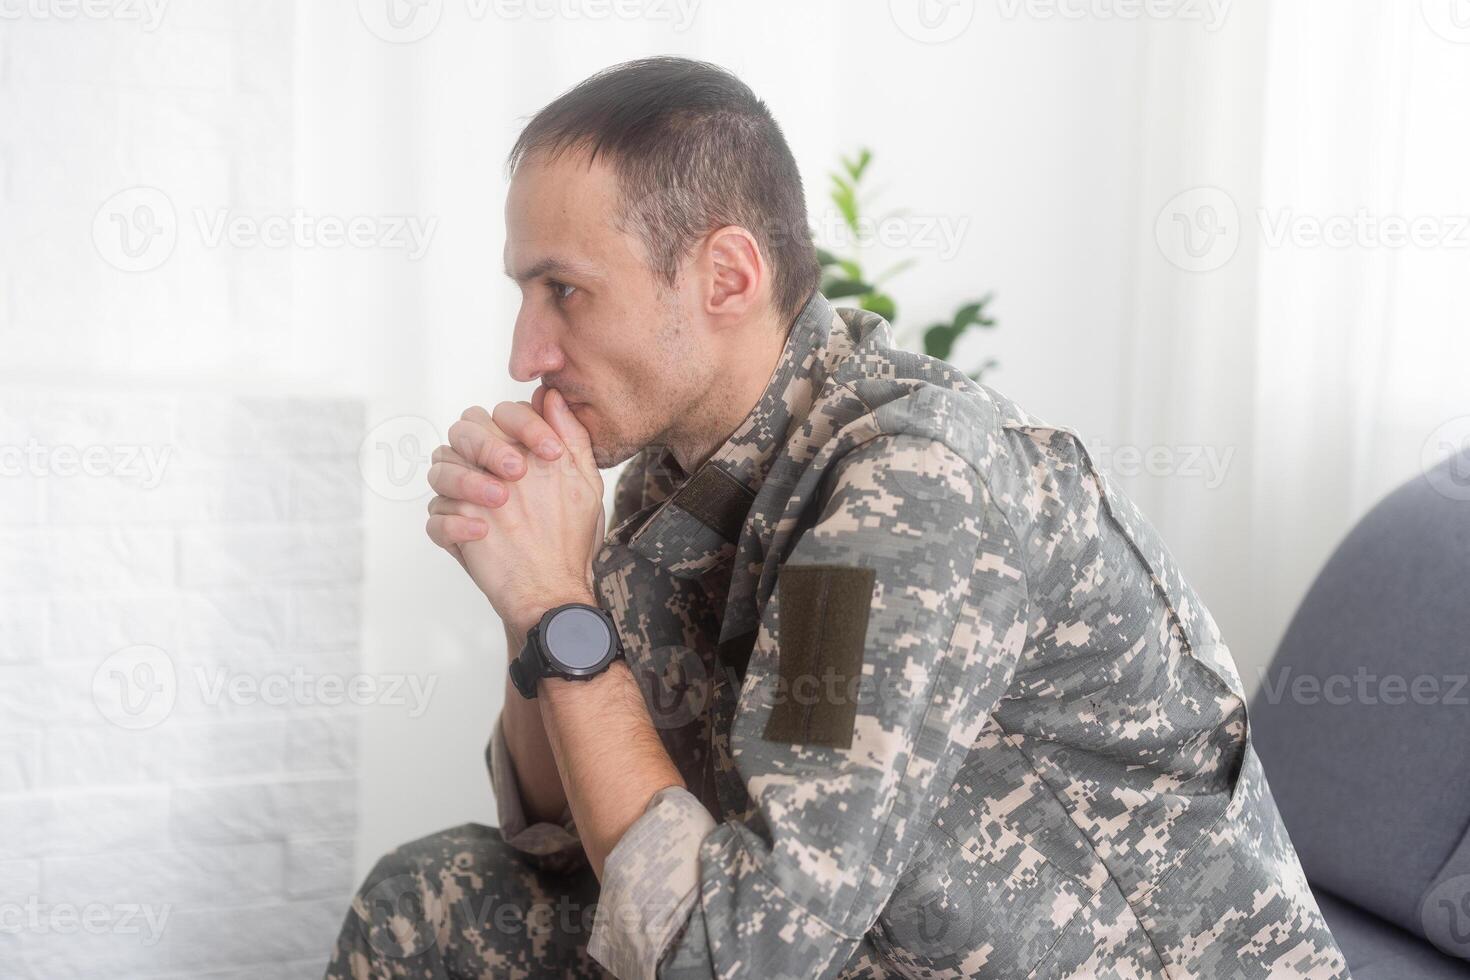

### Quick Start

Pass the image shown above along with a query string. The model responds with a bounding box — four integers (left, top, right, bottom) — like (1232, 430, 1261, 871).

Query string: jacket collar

(626, 288, 841, 579)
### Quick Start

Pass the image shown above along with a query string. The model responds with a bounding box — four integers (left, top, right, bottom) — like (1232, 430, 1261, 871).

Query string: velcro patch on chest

(762, 563, 875, 750)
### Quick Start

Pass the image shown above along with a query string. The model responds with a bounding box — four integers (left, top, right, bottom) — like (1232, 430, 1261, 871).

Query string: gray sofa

(1250, 450, 1470, 977)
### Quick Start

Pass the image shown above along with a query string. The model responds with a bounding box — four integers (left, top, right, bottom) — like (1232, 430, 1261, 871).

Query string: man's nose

(508, 316, 565, 384)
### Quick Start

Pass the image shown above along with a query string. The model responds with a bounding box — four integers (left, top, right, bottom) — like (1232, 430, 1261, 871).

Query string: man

(326, 57, 1348, 979)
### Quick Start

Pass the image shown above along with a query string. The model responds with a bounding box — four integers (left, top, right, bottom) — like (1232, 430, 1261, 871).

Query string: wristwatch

(509, 602, 623, 699)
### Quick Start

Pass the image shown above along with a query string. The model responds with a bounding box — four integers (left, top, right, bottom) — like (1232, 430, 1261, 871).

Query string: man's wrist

(541, 655, 635, 704)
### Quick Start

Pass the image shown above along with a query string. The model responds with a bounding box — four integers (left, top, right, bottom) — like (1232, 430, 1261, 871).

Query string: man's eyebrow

(504, 256, 601, 284)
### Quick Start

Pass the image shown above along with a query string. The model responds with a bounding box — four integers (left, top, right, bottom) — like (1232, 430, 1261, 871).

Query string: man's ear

(701, 225, 767, 321)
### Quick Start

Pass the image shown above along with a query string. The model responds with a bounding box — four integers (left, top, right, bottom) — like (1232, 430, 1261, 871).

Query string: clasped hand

(424, 385, 606, 638)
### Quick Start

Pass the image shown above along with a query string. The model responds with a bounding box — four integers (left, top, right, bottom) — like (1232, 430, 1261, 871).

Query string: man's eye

(549, 280, 578, 303)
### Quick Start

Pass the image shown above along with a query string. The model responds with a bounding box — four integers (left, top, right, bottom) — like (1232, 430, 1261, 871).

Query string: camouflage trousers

(324, 823, 615, 980)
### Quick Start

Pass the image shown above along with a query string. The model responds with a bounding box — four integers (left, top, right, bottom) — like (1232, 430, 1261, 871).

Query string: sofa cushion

(1251, 451, 1470, 938)
(1313, 887, 1470, 978)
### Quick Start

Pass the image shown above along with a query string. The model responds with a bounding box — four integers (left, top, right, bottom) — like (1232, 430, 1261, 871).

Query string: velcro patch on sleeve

(763, 563, 875, 750)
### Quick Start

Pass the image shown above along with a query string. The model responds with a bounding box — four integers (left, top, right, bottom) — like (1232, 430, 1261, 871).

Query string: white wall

(0, 4, 363, 976)
(0, 391, 363, 978)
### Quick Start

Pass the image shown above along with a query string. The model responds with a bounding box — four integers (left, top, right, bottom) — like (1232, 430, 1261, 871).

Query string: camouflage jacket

(487, 289, 1349, 979)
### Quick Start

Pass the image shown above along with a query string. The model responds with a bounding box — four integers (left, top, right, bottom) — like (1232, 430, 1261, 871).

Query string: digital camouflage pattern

(327, 289, 1349, 979)
(324, 819, 613, 978)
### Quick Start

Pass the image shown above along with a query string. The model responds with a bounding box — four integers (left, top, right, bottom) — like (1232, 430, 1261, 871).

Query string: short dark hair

(506, 57, 820, 326)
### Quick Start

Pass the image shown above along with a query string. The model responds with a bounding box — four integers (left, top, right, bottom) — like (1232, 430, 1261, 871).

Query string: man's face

(504, 148, 716, 470)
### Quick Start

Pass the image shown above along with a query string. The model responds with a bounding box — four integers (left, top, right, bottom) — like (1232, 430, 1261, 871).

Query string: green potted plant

(814, 147, 998, 381)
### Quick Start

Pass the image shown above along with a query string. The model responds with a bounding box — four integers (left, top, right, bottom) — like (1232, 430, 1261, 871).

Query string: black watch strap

(509, 623, 544, 700)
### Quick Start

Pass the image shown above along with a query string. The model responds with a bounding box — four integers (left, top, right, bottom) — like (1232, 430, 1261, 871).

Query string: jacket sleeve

(586, 433, 1031, 979)
(485, 712, 587, 874)
(485, 450, 652, 875)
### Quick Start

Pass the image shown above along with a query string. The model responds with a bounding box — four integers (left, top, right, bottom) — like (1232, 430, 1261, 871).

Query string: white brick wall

(0, 3, 368, 976)
(0, 391, 364, 978)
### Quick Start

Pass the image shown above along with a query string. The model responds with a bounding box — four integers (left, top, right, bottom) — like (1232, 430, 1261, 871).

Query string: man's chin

(586, 426, 647, 470)
(566, 403, 656, 469)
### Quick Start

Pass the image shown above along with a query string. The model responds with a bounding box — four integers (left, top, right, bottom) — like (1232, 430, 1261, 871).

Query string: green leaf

(824, 278, 873, 300)
(829, 176, 859, 234)
(923, 322, 959, 360)
(951, 302, 983, 332)
(818, 148, 1000, 373)
(861, 292, 896, 322)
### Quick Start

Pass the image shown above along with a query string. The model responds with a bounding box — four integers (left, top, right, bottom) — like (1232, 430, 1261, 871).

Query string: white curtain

(1124, 0, 1470, 692)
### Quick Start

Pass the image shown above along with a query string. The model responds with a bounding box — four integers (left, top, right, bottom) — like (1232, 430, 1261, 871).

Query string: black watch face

(544, 606, 612, 671)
